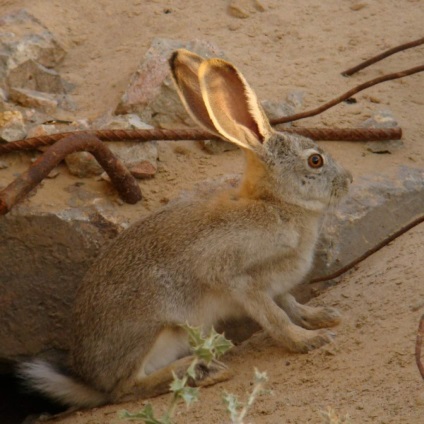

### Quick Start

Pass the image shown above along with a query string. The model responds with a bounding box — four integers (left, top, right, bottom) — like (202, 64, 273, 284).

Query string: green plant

(223, 368, 269, 424)
(119, 324, 233, 423)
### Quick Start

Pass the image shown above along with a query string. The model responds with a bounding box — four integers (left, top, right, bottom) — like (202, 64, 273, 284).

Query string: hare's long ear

(169, 49, 219, 136)
(198, 58, 273, 150)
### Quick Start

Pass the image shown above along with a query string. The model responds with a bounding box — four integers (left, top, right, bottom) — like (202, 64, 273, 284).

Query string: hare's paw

(296, 306, 341, 330)
(285, 327, 335, 353)
(278, 294, 341, 330)
(193, 359, 233, 387)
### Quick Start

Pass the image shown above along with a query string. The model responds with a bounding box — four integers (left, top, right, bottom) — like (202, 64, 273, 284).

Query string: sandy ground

(1, 0, 424, 423)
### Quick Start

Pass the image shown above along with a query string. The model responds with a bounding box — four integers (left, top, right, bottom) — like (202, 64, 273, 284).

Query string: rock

(311, 166, 424, 280)
(362, 110, 403, 154)
(0, 208, 123, 363)
(7, 59, 71, 94)
(65, 114, 158, 177)
(0, 110, 26, 141)
(0, 9, 65, 84)
(64, 151, 105, 178)
(200, 139, 239, 154)
(115, 38, 227, 128)
(261, 99, 295, 122)
(228, 0, 266, 19)
(129, 161, 157, 179)
(8, 87, 59, 114)
(27, 119, 90, 140)
(0, 160, 8, 169)
(286, 91, 305, 112)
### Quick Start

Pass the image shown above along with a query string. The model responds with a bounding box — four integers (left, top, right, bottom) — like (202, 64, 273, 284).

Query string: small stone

(9, 87, 59, 114)
(228, 0, 265, 19)
(0, 110, 26, 141)
(27, 119, 90, 142)
(261, 99, 295, 122)
(362, 110, 403, 154)
(367, 95, 381, 104)
(65, 152, 104, 178)
(286, 91, 304, 112)
(200, 139, 239, 154)
(0, 160, 9, 169)
(46, 168, 60, 179)
(350, 2, 368, 11)
(129, 161, 157, 179)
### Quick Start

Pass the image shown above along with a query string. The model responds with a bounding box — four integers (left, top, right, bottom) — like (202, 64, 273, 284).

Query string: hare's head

(170, 50, 352, 212)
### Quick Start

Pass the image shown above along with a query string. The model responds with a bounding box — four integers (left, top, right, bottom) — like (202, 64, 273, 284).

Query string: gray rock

(261, 99, 295, 122)
(65, 114, 158, 177)
(115, 38, 227, 128)
(311, 165, 424, 279)
(0, 110, 26, 141)
(7, 59, 71, 94)
(26, 119, 90, 140)
(286, 91, 304, 112)
(9, 87, 59, 114)
(0, 207, 123, 362)
(200, 139, 239, 154)
(362, 110, 403, 153)
(0, 9, 65, 79)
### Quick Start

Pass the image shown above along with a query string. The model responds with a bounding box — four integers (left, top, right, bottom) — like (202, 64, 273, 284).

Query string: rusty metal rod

(310, 214, 424, 283)
(342, 37, 424, 76)
(271, 64, 424, 125)
(0, 127, 402, 154)
(416, 314, 424, 381)
(0, 134, 142, 215)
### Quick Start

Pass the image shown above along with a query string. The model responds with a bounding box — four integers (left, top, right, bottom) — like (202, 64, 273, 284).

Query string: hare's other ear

(199, 58, 273, 150)
(169, 49, 219, 136)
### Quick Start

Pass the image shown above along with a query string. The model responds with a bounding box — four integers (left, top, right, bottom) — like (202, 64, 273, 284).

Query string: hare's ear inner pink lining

(199, 58, 273, 149)
(169, 49, 220, 136)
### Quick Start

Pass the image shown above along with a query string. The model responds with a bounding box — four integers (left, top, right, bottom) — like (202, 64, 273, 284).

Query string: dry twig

(0, 134, 142, 215)
(342, 36, 424, 76)
(271, 65, 424, 125)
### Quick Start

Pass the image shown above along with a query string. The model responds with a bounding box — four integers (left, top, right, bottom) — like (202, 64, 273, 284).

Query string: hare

(19, 49, 352, 408)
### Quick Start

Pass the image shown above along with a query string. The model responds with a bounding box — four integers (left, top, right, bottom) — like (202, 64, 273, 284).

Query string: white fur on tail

(19, 359, 106, 407)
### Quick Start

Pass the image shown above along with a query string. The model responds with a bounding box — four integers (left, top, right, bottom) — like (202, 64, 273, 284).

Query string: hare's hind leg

(112, 357, 231, 403)
(276, 293, 341, 330)
(111, 327, 232, 403)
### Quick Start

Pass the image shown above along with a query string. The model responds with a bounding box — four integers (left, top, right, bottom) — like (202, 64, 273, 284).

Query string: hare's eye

(307, 154, 324, 169)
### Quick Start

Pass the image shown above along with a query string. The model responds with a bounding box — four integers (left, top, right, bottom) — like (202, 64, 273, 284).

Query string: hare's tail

(18, 359, 107, 407)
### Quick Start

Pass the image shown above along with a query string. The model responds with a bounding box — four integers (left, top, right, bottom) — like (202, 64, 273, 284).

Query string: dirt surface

(1, 0, 424, 423)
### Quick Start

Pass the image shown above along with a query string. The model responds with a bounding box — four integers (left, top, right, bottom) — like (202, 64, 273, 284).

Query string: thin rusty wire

(0, 134, 142, 214)
(310, 215, 424, 284)
(0, 127, 402, 154)
(342, 36, 424, 76)
(271, 64, 424, 125)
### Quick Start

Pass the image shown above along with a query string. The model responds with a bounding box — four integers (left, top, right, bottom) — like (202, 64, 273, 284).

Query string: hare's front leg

(239, 290, 335, 353)
(276, 293, 341, 330)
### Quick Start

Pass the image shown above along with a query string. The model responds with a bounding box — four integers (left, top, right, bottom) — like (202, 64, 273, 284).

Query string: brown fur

(19, 49, 352, 408)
